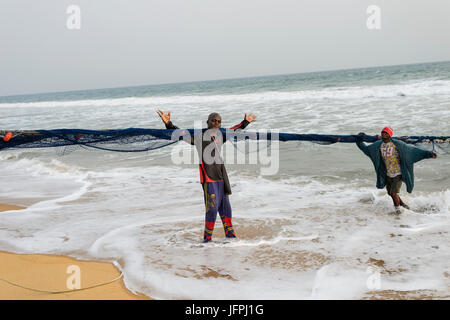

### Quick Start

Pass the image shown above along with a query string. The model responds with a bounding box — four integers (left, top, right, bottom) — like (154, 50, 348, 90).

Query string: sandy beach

(0, 204, 150, 300)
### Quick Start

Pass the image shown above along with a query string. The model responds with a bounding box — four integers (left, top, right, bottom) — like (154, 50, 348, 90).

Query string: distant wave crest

(1, 79, 450, 109)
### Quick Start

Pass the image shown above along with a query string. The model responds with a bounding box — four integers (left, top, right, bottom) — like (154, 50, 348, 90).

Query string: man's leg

(203, 182, 220, 242)
(218, 192, 236, 238)
(390, 191, 402, 214)
(387, 175, 404, 213)
(390, 191, 401, 207)
(399, 197, 409, 209)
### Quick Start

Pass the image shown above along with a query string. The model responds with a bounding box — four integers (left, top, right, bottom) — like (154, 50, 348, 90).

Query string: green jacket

(356, 138, 433, 193)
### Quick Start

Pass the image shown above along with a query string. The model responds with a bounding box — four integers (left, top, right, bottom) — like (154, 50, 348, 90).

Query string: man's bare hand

(156, 109, 171, 125)
(430, 152, 437, 159)
(245, 113, 257, 123)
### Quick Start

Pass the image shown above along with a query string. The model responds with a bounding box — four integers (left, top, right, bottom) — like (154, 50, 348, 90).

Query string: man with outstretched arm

(157, 110, 256, 242)
(355, 126, 437, 214)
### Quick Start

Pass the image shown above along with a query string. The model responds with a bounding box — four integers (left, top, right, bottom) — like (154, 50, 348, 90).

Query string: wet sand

(0, 203, 150, 300)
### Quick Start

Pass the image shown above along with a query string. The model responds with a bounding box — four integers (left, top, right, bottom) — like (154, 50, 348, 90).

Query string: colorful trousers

(202, 181, 236, 241)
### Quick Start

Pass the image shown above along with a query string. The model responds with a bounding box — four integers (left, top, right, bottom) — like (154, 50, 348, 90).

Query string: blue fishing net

(1, 129, 449, 154)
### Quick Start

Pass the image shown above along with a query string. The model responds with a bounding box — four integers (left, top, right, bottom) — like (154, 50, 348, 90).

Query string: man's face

(207, 115, 222, 129)
(381, 131, 391, 142)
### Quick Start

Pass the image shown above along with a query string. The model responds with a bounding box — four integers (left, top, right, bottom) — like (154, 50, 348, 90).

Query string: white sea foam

(0, 72, 449, 299)
(0, 159, 448, 299)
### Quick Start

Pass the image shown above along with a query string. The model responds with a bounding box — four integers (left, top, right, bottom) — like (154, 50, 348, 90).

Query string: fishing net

(1, 129, 449, 154)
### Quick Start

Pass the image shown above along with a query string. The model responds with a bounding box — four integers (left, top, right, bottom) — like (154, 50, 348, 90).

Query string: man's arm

(355, 132, 371, 157)
(224, 113, 257, 143)
(165, 121, 178, 130)
(396, 139, 438, 162)
(156, 110, 197, 145)
(229, 113, 256, 131)
(156, 110, 179, 129)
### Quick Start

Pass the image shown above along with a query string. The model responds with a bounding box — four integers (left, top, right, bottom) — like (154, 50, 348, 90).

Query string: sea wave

(1, 79, 449, 109)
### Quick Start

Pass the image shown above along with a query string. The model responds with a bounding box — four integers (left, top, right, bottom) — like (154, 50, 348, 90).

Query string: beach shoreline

(1, 204, 448, 300)
(0, 203, 151, 300)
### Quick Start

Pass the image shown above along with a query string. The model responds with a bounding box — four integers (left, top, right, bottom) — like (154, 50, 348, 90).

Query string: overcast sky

(1, 0, 449, 97)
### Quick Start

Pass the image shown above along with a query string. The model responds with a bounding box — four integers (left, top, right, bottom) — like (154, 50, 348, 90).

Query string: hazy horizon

(1, 59, 448, 100)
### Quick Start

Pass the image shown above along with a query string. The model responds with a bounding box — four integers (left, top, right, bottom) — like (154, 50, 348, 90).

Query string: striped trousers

(202, 181, 236, 241)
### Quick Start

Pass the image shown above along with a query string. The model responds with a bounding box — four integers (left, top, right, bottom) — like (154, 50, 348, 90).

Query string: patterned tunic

(380, 141, 401, 178)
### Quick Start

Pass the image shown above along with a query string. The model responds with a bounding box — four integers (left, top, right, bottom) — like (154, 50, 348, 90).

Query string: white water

(0, 76, 449, 299)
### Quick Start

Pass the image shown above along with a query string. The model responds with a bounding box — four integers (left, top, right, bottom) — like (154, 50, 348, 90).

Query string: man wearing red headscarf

(356, 126, 437, 214)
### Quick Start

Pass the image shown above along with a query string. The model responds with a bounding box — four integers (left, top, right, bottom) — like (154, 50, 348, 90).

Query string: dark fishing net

(1, 129, 449, 154)
(0, 129, 178, 153)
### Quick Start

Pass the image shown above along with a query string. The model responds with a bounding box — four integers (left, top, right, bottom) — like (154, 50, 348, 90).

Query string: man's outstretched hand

(430, 152, 437, 159)
(156, 110, 171, 126)
(355, 132, 366, 142)
(245, 113, 257, 123)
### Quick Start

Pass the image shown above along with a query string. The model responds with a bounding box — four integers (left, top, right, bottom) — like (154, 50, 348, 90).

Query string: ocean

(0, 61, 449, 299)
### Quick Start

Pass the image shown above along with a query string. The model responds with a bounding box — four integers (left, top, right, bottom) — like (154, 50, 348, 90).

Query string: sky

(1, 0, 450, 97)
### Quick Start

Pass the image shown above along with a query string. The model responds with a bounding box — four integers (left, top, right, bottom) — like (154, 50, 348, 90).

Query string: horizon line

(1, 59, 449, 100)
